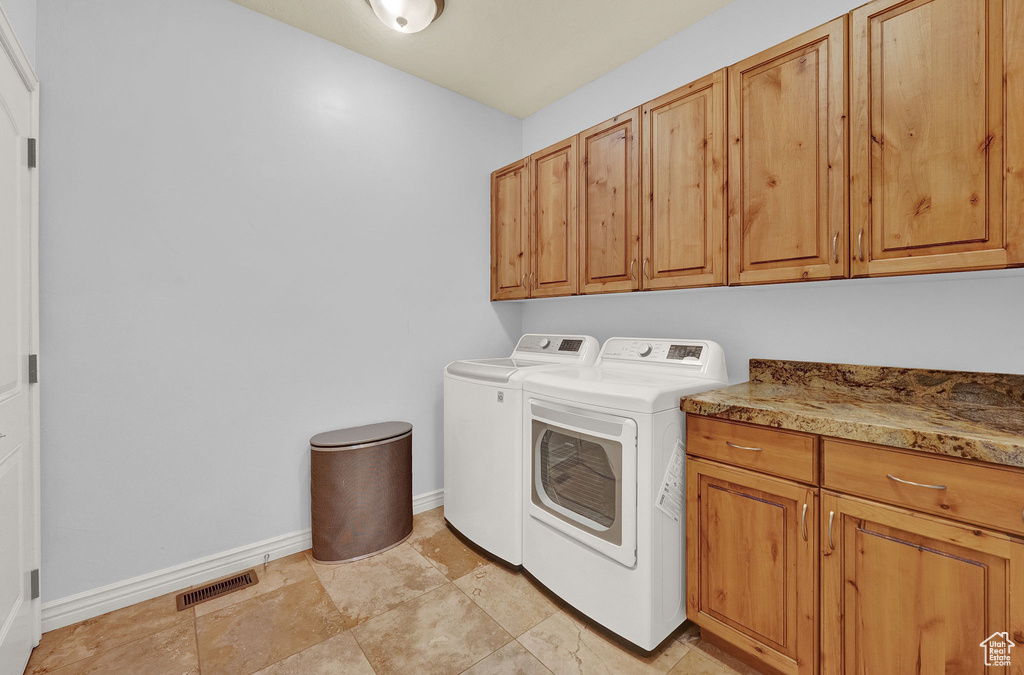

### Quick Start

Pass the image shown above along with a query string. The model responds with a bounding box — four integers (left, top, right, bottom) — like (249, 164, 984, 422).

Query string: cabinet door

(686, 459, 818, 675)
(530, 137, 577, 297)
(490, 159, 530, 301)
(578, 109, 641, 294)
(641, 71, 726, 290)
(821, 493, 1024, 675)
(1010, 0, 1024, 260)
(727, 18, 848, 285)
(851, 0, 1024, 276)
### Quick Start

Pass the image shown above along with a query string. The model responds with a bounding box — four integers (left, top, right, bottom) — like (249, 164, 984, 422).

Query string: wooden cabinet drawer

(686, 415, 818, 484)
(823, 438, 1024, 537)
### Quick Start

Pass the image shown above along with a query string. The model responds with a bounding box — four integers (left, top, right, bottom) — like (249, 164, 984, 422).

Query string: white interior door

(0, 9, 40, 675)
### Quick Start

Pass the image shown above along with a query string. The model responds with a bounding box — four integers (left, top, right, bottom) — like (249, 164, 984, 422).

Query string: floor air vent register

(175, 569, 259, 611)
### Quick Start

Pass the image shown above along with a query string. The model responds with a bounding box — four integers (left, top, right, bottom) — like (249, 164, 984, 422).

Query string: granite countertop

(680, 359, 1024, 470)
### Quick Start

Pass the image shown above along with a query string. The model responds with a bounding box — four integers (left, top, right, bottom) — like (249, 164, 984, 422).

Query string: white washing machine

(522, 337, 728, 651)
(444, 334, 599, 566)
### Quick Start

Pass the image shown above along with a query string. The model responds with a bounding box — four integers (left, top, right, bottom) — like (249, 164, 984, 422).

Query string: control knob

(539, 338, 551, 349)
(637, 342, 653, 357)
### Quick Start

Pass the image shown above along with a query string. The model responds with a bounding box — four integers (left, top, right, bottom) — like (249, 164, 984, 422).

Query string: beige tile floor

(24, 507, 759, 675)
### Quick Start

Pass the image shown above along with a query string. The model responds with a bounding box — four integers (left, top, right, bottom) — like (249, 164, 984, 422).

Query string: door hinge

(30, 569, 39, 600)
(27, 138, 37, 169)
(28, 354, 38, 384)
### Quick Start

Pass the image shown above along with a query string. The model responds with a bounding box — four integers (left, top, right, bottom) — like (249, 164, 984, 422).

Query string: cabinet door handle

(828, 510, 835, 550)
(530, 272, 535, 288)
(629, 259, 637, 281)
(642, 258, 650, 280)
(520, 273, 528, 289)
(725, 441, 762, 452)
(886, 474, 946, 490)
(801, 503, 809, 542)
(832, 232, 839, 263)
(857, 228, 864, 262)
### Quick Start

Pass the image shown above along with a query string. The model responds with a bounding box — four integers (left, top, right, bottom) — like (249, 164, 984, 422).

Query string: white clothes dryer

(443, 334, 599, 566)
(521, 338, 728, 651)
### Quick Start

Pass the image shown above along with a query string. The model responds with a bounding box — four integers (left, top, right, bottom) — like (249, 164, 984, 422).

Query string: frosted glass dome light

(366, 0, 445, 34)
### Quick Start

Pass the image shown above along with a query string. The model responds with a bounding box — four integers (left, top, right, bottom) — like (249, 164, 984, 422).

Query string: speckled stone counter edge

(681, 360, 1024, 470)
(748, 359, 1024, 407)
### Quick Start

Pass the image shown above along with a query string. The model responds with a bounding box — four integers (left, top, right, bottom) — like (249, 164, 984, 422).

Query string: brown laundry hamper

(309, 421, 413, 563)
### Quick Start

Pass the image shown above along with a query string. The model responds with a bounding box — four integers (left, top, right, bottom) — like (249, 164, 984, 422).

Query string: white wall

(521, 0, 1024, 380)
(34, 0, 1024, 612)
(523, 0, 860, 154)
(1, 0, 35, 65)
(37, 0, 521, 603)
(521, 271, 1024, 382)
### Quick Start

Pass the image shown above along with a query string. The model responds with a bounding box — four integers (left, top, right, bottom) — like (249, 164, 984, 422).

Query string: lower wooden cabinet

(821, 492, 1024, 675)
(686, 414, 1024, 674)
(686, 458, 819, 675)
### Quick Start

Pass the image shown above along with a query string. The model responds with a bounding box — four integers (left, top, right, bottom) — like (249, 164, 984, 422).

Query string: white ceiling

(228, 0, 736, 119)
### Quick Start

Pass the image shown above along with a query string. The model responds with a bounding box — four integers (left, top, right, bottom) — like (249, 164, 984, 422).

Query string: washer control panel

(601, 338, 707, 364)
(515, 334, 594, 357)
(667, 344, 704, 361)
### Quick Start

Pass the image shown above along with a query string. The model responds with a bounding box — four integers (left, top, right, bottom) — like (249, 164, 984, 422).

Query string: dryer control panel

(600, 338, 706, 363)
(598, 338, 727, 382)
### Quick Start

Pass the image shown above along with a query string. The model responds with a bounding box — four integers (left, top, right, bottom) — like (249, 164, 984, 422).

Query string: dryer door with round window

(528, 399, 637, 567)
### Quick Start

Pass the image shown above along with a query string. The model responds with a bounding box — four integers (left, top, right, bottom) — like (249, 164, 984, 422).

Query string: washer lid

(311, 421, 412, 448)
(445, 357, 547, 383)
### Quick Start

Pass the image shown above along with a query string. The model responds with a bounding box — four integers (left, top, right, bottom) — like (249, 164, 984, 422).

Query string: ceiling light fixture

(365, 0, 444, 34)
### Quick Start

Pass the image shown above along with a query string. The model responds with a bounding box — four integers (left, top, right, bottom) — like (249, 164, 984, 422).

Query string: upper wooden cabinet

(1010, 0, 1024, 264)
(851, 0, 1024, 276)
(641, 71, 727, 290)
(490, 159, 530, 301)
(490, 0, 1024, 300)
(821, 493, 1024, 675)
(578, 109, 641, 294)
(727, 18, 848, 285)
(530, 137, 578, 298)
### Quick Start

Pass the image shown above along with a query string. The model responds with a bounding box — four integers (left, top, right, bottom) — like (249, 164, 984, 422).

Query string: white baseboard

(412, 487, 444, 514)
(40, 529, 313, 633)
(41, 489, 445, 633)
